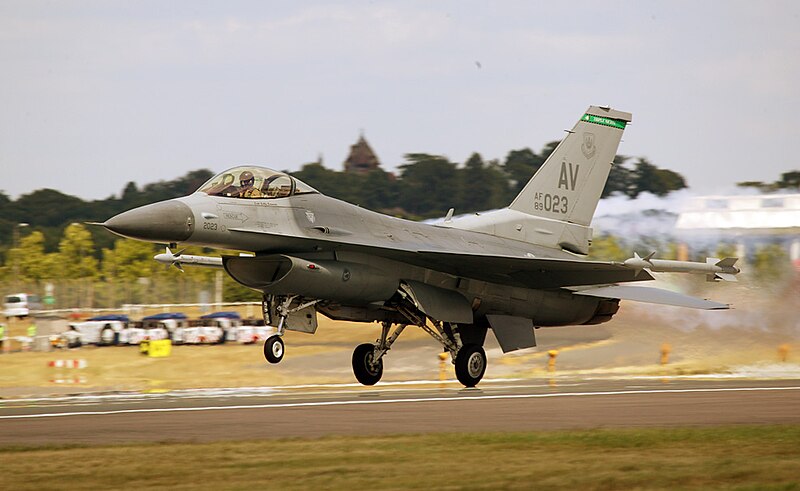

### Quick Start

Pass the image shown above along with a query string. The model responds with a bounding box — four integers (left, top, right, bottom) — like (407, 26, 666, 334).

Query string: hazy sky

(1, 1, 798, 201)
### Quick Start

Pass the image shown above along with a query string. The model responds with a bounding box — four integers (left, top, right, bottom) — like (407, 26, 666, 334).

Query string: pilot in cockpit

(237, 171, 263, 198)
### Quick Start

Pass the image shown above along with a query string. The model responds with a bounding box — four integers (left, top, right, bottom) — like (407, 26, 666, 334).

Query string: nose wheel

(263, 335, 284, 364)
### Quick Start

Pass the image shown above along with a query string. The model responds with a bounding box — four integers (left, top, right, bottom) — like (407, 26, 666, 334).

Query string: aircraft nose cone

(103, 200, 194, 243)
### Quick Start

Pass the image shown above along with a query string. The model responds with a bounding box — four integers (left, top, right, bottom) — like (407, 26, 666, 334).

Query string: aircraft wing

(228, 227, 652, 289)
(414, 251, 653, 289)
(568, 284, 730, 310)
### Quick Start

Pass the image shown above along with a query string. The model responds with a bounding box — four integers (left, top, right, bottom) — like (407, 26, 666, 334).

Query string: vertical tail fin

(509, 106, 631, 226)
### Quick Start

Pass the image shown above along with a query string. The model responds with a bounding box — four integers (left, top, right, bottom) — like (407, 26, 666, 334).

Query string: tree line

(0, 141, 688, 260)
(2, 223, 260, 307)
(293, 143, 687, 219)
(737, 171, 800, 192)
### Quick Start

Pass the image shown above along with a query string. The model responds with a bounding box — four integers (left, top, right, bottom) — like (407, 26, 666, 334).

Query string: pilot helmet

(239, 171, 255, 187)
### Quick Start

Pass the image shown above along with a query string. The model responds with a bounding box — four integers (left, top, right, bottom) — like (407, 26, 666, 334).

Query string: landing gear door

(400, 280, 473, 324)
(486, 314, 536, 353)
(286, 305, 318, 334)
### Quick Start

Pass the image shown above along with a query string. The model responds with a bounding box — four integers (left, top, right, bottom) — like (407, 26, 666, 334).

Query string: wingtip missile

(622, 253, 741, 280)
(622, 251, 656, 275)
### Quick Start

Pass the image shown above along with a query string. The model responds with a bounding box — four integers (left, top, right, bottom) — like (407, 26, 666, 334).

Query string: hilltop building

(344, 134, 381, 174)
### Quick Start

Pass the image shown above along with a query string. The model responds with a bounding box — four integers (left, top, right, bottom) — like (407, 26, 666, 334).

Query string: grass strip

(1, 425, 799, 490)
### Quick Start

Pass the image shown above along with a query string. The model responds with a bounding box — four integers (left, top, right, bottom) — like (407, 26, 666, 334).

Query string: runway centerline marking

(2, 386, 799, 420)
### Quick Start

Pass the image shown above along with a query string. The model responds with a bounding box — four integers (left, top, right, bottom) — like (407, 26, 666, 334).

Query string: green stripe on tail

(581, 114, 627, 129)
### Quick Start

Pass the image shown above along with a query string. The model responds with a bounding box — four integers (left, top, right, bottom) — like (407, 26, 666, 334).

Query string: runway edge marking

(2, 386, 800, 420)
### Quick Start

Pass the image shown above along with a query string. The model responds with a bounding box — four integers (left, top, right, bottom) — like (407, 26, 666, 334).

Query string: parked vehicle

(3, 293, 42, 318)
(64, 314, 169, 347)
(197, 311, 273, 344)
(60, 311, 271, 348)
(141, 312, 224, 344)
(65, 314, 131, 346)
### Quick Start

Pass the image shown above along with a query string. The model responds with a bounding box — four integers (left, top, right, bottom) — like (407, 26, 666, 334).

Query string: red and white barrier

(48, 359, 88, 369)
(49, 376, 87, 384)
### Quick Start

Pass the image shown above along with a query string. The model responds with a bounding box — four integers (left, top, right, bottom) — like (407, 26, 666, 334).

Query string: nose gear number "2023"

(533, 193, 568, 214)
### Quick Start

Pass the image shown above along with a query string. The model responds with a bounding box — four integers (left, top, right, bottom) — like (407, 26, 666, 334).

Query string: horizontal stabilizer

(570, 284, 730, 310)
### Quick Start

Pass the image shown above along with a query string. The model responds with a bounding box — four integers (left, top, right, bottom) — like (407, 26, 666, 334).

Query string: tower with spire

(343, 133, 381, 174)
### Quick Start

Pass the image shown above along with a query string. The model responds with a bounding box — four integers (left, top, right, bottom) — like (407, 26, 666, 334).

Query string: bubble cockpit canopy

(197, 166, 318, 199)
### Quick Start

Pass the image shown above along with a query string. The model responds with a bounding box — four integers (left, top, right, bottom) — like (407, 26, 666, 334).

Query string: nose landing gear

(264, 335, 284, 364)
(260, 294, 319, 365)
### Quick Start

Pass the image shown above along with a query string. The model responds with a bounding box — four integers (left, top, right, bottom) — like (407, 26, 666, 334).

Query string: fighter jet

(100, 106, 739, 387)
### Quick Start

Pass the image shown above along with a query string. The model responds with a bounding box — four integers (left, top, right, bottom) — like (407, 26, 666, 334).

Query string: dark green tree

(502, 148, 543, 196)
(601, 155, 633, 198)
(458, 154, 510, 212)
(775, 171, 800, 190)
(738, 170, 800, 191)
(361, 170, 399, 211)
(631, 158, 687, 197)
(398, 154, 459, 218)
(291, 162, 343, 198)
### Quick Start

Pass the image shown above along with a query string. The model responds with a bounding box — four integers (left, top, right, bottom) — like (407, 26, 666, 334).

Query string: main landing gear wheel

(455, 344, 487, 388)
(263, 335, 284, 364)
(352, 343, 383, 386)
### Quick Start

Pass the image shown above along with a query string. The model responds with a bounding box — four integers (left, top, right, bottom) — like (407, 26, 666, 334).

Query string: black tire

(263, 335, 284, 364)
(68, 336, 82, 349)
(99, 325, 117, 346)
(455, 344, 487, 387)
(352, 343, 383, 386)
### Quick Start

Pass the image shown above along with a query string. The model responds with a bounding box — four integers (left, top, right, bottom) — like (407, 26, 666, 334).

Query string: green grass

(1, 426, 799, 490)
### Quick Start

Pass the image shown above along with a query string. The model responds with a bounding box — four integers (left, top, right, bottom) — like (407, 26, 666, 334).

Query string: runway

(2, 377, 799, 445)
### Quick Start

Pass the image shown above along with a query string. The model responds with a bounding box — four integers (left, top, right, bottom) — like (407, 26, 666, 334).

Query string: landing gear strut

(351, 306, 488, 388)
(398, 299, 488, 387)
(351, 321, 406, 385)
(261, 294, 320, 365)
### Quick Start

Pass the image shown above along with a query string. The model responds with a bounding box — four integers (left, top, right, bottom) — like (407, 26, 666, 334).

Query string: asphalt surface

(1, 377, 799, 445)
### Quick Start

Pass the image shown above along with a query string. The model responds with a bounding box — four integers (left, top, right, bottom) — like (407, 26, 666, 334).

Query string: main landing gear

(351, 322, 406, 385)
(259, 294, 488, 388)
(349, 315, 488, 388)
(454, 344, 487, 387)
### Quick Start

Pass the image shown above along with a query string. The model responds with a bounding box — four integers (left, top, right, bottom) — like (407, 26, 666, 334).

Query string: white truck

(144, 312, 223, 344)
(62, 311, 269, 348)
(197, 311, 273, 344)
(3, 293, 42, 319)
(63, 314, 143, 347)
